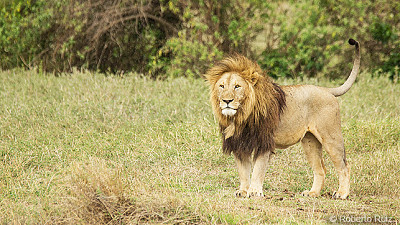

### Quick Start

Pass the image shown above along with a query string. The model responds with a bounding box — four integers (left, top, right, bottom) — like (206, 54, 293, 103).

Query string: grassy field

(0, 69, 399, 224)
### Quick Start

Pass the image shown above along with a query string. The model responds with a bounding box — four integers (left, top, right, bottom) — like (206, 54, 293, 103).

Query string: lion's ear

(250, 72, 260, 86)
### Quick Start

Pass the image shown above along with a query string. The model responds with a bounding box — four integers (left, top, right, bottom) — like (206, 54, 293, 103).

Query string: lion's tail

(327, 39, 360, 97)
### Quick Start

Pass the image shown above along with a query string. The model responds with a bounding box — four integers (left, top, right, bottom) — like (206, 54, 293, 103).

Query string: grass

(0, 69, 399, 224)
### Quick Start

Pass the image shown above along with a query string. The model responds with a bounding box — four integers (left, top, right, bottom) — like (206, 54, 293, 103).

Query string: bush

(1, 0, 181, 73)
(259, 1, 344, 78)
(148, 34, 224, 78)
(321, 0, 400, 79)
(44, 0, 183, 74)
(148, 0, 269, 78)
(259, 0, 400, 80)
(0, 0, 270, 78)
(0, 0, 399, 80)
(0, 0, 52, 69)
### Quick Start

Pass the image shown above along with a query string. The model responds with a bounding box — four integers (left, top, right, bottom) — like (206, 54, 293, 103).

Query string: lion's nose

(223, 99, 234, 104)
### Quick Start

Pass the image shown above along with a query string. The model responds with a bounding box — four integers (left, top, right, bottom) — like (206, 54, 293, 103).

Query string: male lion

(205, 39, 360, 199)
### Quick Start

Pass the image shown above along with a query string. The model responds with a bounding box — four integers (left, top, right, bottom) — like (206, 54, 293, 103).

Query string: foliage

(319, 0, 400, 79)
(379, 52, 399, 81)
(1, 0, 180, 73)
(149, 0, 269, 78)
(259, 2, 344, 78)
(259, 0, 400, 79)
(148, 33, 224, 78)
(0, 0, 52, 69)
(0, 0, 399, 79)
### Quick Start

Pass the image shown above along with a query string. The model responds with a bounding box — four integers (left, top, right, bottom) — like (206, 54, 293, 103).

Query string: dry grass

(0, 70, 399, 224)
(55, 158, 202, 224)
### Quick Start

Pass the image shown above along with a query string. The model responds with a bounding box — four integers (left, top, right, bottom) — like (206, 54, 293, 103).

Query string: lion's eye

(219, 84, 224, 88)
(235, 85, 241, 89)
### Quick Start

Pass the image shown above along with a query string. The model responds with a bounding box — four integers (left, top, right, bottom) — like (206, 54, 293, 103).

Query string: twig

(19, 56, 31, 70)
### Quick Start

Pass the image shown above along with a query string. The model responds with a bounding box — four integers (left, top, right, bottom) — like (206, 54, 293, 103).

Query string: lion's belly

(273, 86, 310, 149)
(274, 126, 307, 149)
(273, 112, 308, 149)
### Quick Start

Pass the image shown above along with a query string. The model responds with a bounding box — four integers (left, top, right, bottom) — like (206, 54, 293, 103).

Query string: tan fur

(205, 40, 360, 199)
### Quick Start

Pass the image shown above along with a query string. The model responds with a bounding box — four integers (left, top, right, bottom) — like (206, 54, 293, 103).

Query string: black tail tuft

(348, 38, 357, 46)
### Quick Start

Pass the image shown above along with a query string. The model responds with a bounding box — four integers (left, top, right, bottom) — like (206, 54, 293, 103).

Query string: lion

(205, 39, 360, 199)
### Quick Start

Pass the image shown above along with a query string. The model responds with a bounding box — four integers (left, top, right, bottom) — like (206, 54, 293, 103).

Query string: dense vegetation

(1, 0, 399, 79)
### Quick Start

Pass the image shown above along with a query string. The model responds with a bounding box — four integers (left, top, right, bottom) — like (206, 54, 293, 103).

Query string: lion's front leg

(234, 154, 251, 197)
(246, 152, 272, 198)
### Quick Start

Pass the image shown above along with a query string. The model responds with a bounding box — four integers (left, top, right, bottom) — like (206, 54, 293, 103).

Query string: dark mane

(221, 83, 286, 161)
(205, 55, 286, 161)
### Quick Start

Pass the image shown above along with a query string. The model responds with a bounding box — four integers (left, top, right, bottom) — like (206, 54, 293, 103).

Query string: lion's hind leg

(322, 136, 350, 199)
(311, 126, 350, 200)
(301, 132, 326, 197)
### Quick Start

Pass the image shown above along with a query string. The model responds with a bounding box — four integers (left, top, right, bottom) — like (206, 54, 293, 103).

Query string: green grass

(0, 70, 399, 224)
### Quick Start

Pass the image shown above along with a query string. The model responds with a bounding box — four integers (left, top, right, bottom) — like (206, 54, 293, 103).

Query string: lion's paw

(235, 190, 247, 198)
(246, 188, 264, 198)
(332, 191, 349, 200)
(301, 190, 320, 198)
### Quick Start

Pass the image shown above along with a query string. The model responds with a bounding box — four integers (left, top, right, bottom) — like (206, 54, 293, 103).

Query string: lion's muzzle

(222, 108, 237, 116)
(220, 99, 238, 116)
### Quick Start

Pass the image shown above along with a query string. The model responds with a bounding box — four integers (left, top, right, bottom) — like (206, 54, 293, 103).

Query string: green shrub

(259, 0, 400, 79)
(0, 0, 52, 69)
(259, 1, 344, 78)
(148, 0, 269, 78)
(317, 0, 400, 79)
(148, 33, 223, 78)
(0, 0, 399, 79)
(1, 0, 181, 73)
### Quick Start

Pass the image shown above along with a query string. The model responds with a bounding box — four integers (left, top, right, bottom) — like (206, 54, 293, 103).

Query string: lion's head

(205, 55, 286, 160)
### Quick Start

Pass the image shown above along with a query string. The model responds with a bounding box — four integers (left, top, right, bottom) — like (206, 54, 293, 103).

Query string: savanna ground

(0, 69, 399, 224)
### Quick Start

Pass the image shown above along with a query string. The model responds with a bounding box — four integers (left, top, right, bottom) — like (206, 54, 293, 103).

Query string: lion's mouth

(221, 107, 237, 116)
